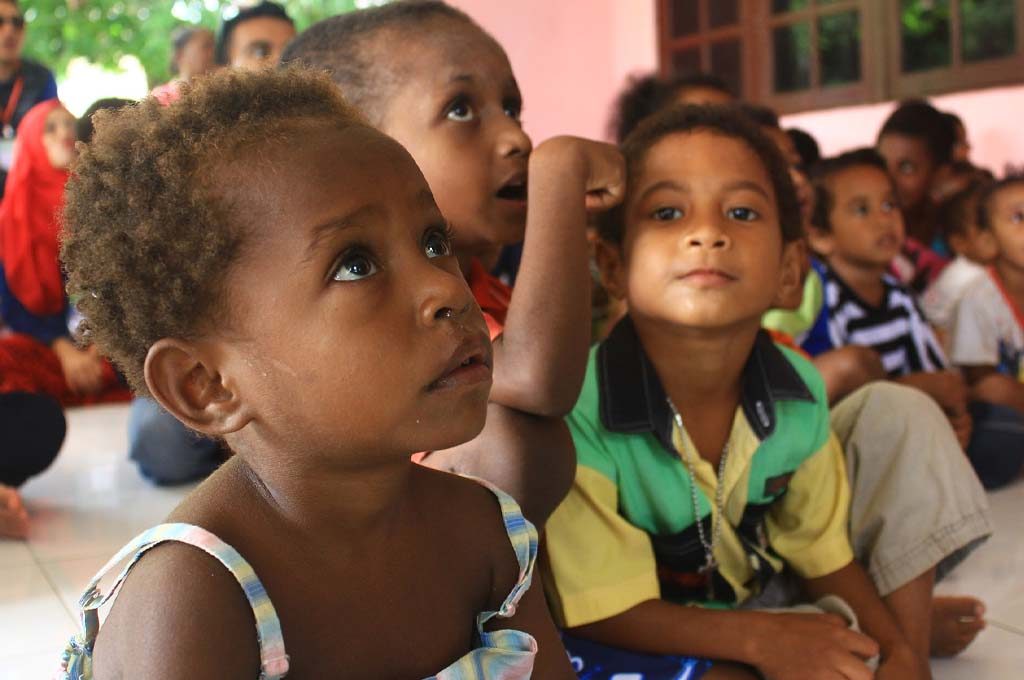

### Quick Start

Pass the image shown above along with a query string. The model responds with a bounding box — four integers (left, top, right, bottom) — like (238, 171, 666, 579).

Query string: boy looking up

(282, 2, 624, 523)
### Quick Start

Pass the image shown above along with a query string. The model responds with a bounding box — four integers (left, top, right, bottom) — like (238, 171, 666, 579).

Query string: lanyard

(2, 75, 23, 138)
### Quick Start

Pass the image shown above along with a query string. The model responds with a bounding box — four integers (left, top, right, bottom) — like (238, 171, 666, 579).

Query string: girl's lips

(678, 268, 737, 287)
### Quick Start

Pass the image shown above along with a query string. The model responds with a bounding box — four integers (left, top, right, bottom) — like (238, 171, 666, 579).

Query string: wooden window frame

(657, 0, 1024, 114)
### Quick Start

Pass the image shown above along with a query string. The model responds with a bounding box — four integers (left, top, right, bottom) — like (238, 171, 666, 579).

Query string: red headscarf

(0, 99, 70, 316)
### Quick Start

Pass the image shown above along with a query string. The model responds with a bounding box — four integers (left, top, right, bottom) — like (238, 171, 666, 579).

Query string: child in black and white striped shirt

(802, 147, 1024, 489)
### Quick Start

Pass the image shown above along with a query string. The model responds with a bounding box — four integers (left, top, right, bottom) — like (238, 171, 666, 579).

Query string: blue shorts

(562, 632, 714, 680)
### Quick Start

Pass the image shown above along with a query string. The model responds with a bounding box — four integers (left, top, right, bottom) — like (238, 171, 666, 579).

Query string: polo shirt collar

(596, 316, 815, 450)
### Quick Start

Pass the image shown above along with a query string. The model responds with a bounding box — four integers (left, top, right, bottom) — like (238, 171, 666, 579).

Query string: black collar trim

(597, 317, 815, 451)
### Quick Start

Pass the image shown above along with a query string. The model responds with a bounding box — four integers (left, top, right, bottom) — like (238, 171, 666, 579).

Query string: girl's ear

(143, 338, 253, 438)
(594, 238, 628, 301)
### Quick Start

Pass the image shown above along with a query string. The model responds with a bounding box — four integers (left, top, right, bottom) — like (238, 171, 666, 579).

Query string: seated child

(921, 180, 997, 349)
(282, 1, 625, 524)
(57, 67, 573, 679)
(876, 100, 954, 290)
(804, 149, 1024, 489)
(543, 106, 927, 679)
(950, 174, 1024, 487)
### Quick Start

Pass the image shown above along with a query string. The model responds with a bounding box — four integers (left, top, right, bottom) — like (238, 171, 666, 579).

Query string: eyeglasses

(0, 16, 25, 30)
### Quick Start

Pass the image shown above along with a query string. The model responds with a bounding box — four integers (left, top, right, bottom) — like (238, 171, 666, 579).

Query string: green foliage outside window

(21, 1, 365, 87)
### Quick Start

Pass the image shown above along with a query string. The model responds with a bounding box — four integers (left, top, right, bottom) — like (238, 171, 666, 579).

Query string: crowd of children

(0, 0, 1018, 678)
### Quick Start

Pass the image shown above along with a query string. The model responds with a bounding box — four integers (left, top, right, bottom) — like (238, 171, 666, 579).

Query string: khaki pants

(832, 382, 993, 596)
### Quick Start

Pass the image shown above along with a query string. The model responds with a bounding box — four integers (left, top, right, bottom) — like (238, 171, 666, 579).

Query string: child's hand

(531, 137, 625, 213)
(751, 611, 879, 680)
(53, 338, 105, 395)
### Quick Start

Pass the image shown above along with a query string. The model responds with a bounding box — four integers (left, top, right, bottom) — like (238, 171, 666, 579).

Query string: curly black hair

(877, 99, 957, 166)
(280, 0, 480, 124)
(608, 72, 733, 144)
(597, 104, 801, 245)
(809, 147, 893, 233)
(61, 66, 365, 395)
(76, 97, 134, 144)
(977, 173, 1024, 232)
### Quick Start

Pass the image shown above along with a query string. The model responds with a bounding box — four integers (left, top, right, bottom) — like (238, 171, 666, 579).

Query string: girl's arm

(489, 137, 624, 417)
(569, 599, 880, 680)
(93, 543, 261, 680)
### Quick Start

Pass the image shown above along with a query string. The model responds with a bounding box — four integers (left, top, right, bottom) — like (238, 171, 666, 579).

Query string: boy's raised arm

(490, 137, 624, 417)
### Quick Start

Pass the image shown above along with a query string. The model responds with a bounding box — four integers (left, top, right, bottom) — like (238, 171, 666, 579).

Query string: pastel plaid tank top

(58, 482, 538, 680)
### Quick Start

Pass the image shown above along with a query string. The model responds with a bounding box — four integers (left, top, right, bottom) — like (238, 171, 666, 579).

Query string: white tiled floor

(0, 404, 1021, 679)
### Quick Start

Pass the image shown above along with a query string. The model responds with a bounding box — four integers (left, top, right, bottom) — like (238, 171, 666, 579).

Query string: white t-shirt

(950, 270, 1024, 381)
(921, 256, 987, 340)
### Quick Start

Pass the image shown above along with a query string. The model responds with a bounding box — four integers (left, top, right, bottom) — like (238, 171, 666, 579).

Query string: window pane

(774, 22, 812, 92)
(819, 10, 861, 86)
(710, 39, 743, 94)
(773, 0, 810, 13)
(900, 0, 951, 73)
(709, 0, 739, 28)
(671, 48, 702, 76)
(961, 0, 1016, 63)
(670, 0, 700, 37)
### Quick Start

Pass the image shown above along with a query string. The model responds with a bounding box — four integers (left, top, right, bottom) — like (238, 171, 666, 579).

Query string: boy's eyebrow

(637, 179, 770, 202)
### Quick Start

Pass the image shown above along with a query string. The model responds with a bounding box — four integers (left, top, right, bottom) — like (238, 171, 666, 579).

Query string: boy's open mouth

(496, 178, 527, 201)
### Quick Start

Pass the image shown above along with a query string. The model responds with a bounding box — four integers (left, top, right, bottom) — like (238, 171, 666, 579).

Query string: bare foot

(931, 596, 986, 657)
(0, 485, 29, 539)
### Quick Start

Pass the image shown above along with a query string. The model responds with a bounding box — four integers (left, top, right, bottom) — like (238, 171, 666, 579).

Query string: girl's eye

(652, 206, 683, 221)
(1012, 210, 1024, 224)
(446, 97, 475, 122)
(851, 201, 870, 217)
(727, 206, 760, 222)
(331, 251, 378, 282)
(898, 160, 916, 175)
(881, 200, 896, 213)
(423, 228, 453, 259)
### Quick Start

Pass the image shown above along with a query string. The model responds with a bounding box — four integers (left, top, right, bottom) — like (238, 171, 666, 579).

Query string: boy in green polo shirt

(543, 106, 926, 680)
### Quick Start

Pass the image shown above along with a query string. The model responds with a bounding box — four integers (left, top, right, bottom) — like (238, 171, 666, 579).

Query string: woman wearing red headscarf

(0, 100, 128, 537)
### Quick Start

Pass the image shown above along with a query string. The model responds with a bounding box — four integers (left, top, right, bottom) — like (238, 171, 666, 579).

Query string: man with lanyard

(0, 0, 58, 196)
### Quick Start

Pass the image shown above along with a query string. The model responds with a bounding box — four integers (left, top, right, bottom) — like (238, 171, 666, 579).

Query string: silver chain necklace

(667, 396, 729, 599)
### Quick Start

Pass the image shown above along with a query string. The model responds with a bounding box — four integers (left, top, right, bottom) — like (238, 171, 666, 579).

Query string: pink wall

(783, 85, 1024, 175)
(451, 0, 1024, 174)
(449, 0, 658, 144)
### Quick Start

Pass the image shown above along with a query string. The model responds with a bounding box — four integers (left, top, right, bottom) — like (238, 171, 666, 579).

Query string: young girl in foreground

(58, 67, 573, 679)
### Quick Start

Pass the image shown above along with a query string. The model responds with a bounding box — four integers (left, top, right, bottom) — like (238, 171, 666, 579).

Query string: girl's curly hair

(61, 65, 365, 395)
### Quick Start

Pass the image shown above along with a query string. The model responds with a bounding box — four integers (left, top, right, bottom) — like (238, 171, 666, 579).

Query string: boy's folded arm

(802, 562, 924, 676)
(490, 138, 622, 417)
(93, 542, 261, 680)
(567, 599, 766, 665)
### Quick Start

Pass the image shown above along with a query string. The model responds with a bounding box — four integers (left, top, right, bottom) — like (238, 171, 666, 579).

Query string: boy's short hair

(215, 1, 294, 65)
(597, 105, 801, 245)
(810, 148, 892, 233)
(61, 66, 365, 395)
(939, 179, 987, 241)
(280, 1, 477, 123)
(977, 173, 1024, 231)
(608, 72, 733, 144)
(877, 99, 956, 166)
